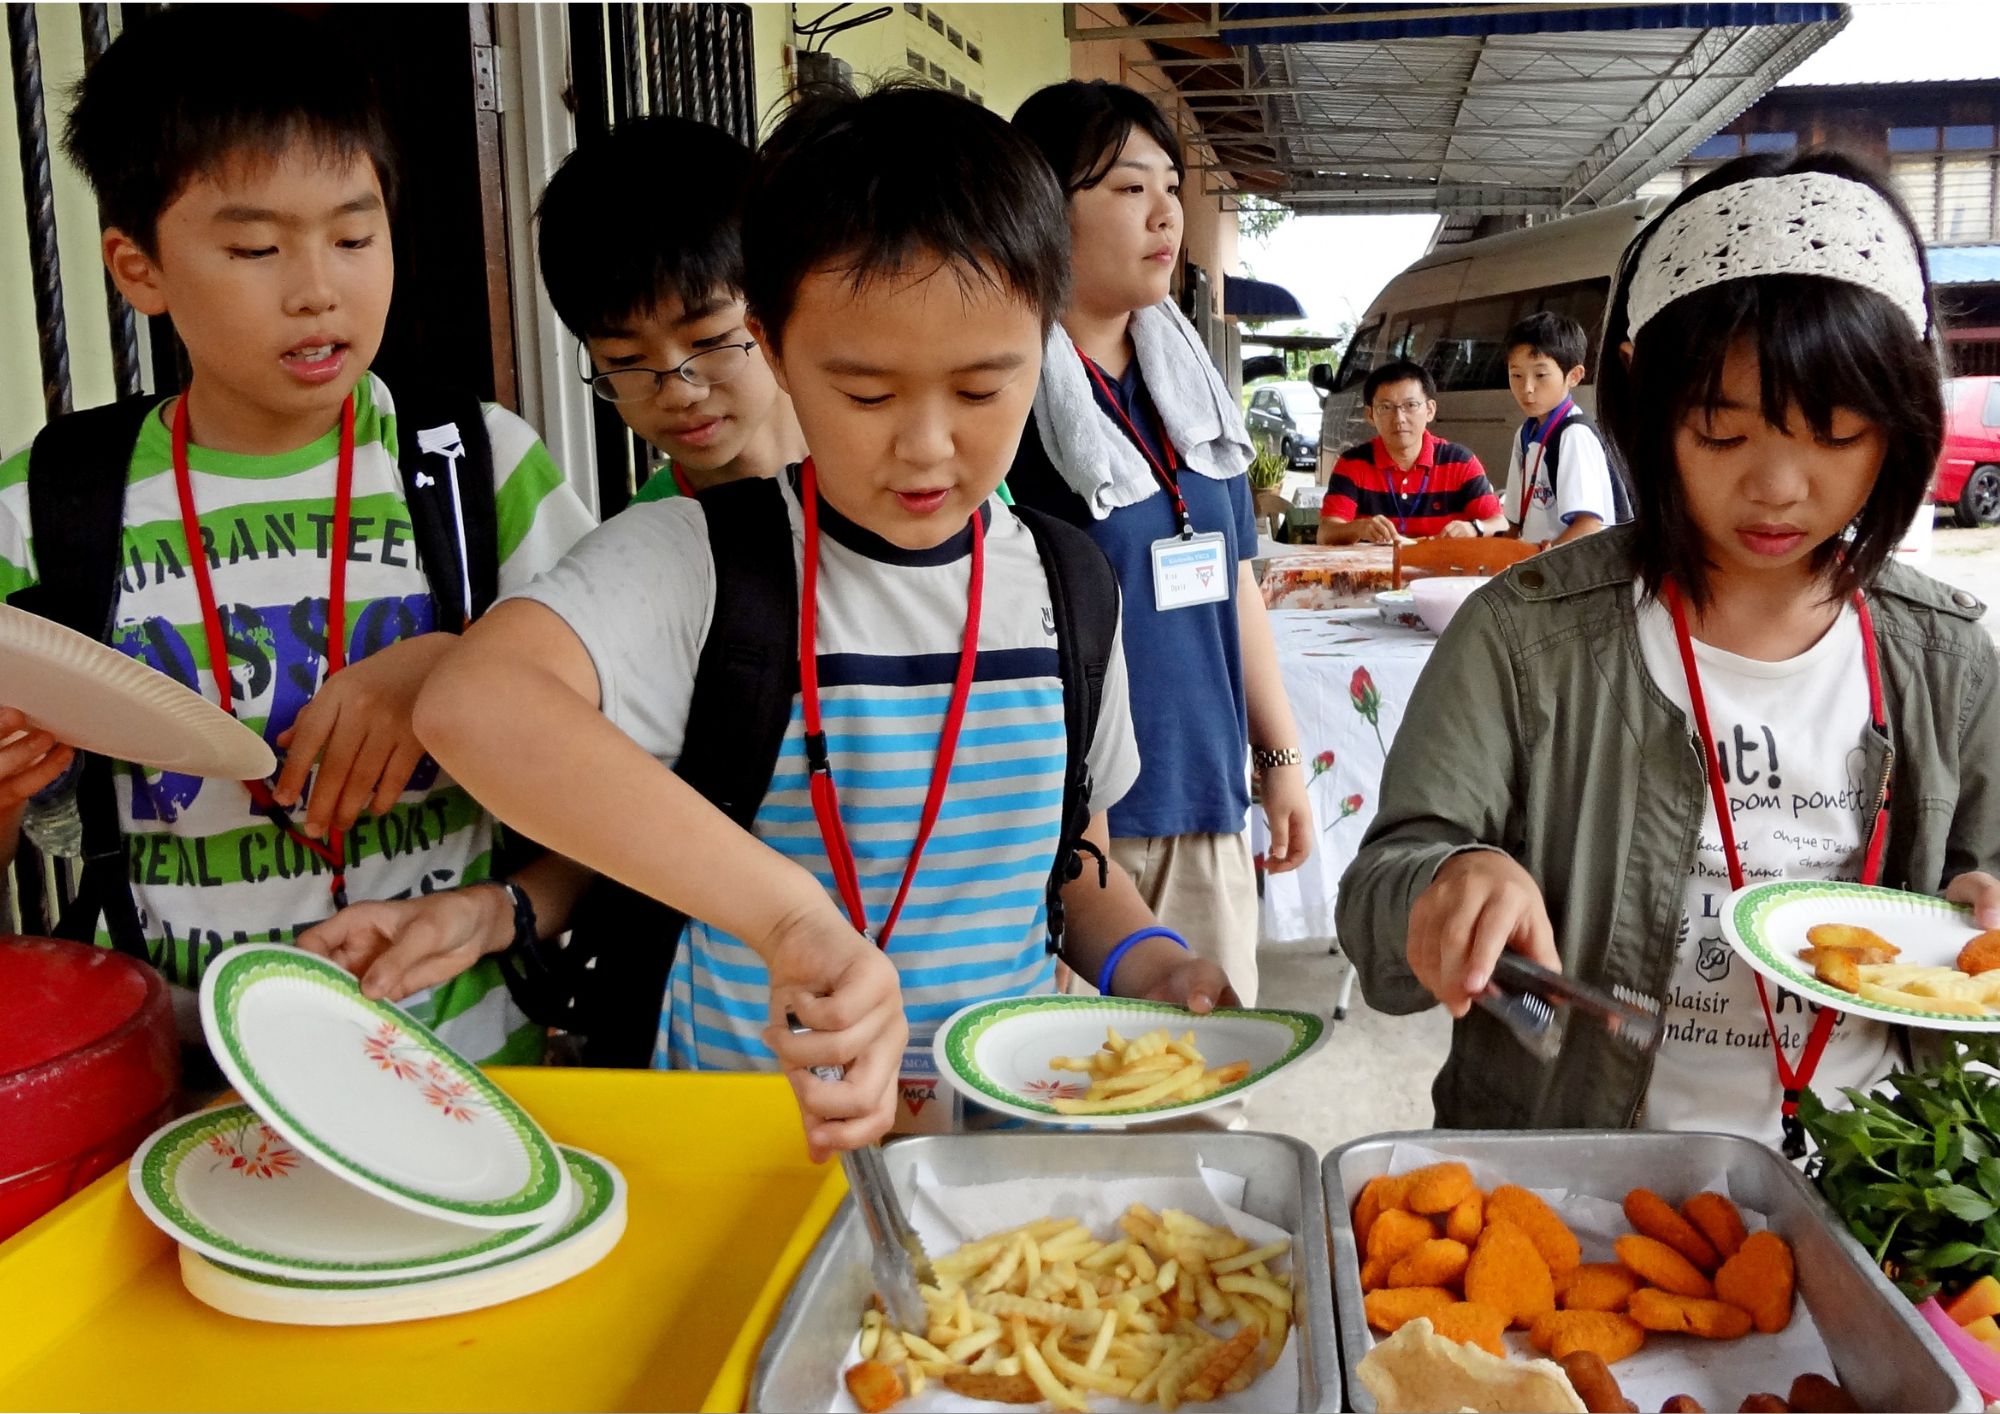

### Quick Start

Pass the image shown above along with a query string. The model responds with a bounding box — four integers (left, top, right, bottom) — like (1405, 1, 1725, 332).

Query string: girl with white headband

(1336, 152, 2000, 1148)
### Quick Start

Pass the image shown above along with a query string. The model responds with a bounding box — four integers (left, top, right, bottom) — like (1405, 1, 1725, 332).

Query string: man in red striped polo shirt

(1317, 360, 1506, 545)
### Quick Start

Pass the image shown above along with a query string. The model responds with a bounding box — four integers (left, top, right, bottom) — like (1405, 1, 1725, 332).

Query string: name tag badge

(893, 1044, 958, 1135)
(1151, 531, 1231, 611)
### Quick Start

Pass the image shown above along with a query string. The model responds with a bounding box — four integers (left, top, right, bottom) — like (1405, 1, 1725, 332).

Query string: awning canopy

(1224, 274, 1307, 318)
(1931, 245, 2000, 286)
(1073, 3, 1849, 218)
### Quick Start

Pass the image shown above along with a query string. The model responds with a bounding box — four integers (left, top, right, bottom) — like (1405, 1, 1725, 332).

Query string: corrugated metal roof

(1931, 245, 2000, 284)
(1087, 3, 1849, 218)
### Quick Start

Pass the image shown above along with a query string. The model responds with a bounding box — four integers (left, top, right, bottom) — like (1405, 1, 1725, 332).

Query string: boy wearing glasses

(1316, 360, 1505, 545)
(536, 116, 804, 507)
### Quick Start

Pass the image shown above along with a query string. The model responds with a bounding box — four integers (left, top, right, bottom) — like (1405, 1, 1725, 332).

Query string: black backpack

(520, 474, 1121, 1068)
(13, 389, 500, 957)
(1531, 408, 1634, 525)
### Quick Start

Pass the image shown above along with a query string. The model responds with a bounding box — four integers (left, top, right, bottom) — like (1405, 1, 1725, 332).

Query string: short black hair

(1011, 80, 1186, 194)
(742, 83, 1069, 352)
(536, 116, 751, 340)
(63, 7, 396, 258)
(1363, 360, 1436, 405)
(1505, 311, 1588, 374)
(1599, 151, 1943, 610)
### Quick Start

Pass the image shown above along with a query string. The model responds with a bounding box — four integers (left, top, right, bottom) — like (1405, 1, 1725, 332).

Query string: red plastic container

(0, 935, 178, 1242)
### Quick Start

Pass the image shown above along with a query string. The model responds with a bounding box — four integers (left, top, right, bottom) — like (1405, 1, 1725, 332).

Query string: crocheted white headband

(1626, 171, 1929, 340)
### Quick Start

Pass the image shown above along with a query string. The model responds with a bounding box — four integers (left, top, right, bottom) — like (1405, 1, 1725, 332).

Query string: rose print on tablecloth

(1350, 666, 1386, 754)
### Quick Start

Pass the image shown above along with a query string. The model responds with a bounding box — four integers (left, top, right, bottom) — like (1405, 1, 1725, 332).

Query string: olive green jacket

(1335, 526, 2000, 1130)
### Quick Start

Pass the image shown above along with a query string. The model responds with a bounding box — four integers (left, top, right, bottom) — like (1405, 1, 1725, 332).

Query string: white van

(1317, 199, 1670, 481)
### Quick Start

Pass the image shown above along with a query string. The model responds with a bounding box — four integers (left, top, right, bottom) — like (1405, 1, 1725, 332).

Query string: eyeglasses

(579, 340, 759, 403)
(1371, 398, 1430, 418)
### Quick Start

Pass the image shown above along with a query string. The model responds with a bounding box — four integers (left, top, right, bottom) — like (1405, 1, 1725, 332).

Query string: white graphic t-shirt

(1633, 587, 1897, 1141)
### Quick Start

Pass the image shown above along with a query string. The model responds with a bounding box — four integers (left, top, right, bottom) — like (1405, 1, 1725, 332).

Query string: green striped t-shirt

(0, 374, 595, 1063)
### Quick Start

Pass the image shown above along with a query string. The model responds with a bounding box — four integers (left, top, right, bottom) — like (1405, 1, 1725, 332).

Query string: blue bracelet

(1097, 926, 1189, 995)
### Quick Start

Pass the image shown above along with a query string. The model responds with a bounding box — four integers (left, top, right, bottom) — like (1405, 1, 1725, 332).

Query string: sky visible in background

(1238, 0, 2000, 354)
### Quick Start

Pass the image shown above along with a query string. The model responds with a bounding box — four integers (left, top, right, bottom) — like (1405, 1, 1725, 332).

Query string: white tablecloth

(1252, 609, 1438, 942)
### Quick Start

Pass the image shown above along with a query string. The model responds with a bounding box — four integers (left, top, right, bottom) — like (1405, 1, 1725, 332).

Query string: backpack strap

(1539, 409, 1634, 526)
(510, 476, 798, 1066)
(17, 396, 164, 957)
(1012, 505, 1120, 958)
(391, 391, 499, 632)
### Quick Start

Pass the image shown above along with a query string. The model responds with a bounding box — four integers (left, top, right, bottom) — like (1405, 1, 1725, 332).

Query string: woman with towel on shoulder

(1008, 80, 1311, 1009)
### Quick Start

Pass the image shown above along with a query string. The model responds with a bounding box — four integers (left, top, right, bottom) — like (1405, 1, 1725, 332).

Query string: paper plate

(1722, 880, 2000, 1032)
(176, 1148, 627, 1325)
(200, 946, 569, 1228)
(0, 602, 275, 779)
(933, 996, 1327, 1126)
(128, 1104, 560, 1282)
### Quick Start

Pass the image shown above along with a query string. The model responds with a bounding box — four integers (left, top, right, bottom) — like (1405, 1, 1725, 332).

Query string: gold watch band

(1251, 747, 1302, 771)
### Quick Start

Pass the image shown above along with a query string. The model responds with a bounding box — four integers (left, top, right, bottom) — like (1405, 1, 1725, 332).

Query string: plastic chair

(1392, 535, 1538, 587)
(1253, 490, 1292, 543)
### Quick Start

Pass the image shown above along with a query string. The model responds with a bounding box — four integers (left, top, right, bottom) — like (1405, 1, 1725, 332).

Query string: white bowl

(1408, 576, 1485, 633)
(1373, 589, 1424, 630)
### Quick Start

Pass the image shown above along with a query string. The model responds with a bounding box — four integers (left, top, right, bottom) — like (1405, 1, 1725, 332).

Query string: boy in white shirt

(1501, 312, 1627, 549)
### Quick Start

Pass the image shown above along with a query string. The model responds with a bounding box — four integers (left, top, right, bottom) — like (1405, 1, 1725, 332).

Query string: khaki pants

(1109, 831, 1260, 1008)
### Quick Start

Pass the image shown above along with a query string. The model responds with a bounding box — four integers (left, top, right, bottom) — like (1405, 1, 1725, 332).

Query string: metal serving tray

(750, 1131, 1342, 1411)
(1323, 1129, 1980, 1413)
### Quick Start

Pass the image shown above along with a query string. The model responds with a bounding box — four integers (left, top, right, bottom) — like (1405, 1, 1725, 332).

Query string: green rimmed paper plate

(176, 1148, 627, 1325)
(932, 995, 1327, 1126)
(199, 945, 568, 1228)
(1722, 880, 2000, 1031)
(127, 1104, 555, 1282)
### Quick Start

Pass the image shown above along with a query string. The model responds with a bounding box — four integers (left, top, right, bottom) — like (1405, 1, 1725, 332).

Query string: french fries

(1793, 941, 2000, 1016)
(1047, 1028, 1253, 1115)
(846, 1205, 1292, 1412)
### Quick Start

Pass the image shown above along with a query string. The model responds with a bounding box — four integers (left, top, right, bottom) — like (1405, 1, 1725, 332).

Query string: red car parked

(1937, 375, 2000, 527)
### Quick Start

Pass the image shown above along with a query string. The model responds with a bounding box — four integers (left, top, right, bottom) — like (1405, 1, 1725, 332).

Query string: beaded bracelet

(1097, 925, 1189, 995)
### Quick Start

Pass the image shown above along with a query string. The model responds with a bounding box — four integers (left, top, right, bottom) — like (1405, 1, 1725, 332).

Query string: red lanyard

(798, 458, 984, 950)
(1523, 397, 1575, 507)
(172, 394, 356, 907)
(669, 461, 696, 499)
(1665, 581, 1890, 1152)
(1076, 347, 1191, 537)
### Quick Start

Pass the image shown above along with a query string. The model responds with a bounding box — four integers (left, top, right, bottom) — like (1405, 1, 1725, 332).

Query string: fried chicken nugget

(1627, 1287, 1754, 1339)
(1464, 1218, 1557, 1329)
(1558, 1350, 1639, 1413)
(1364, 1285, 1459, 1333)
(1388, 1238, 1472, 1290)
(1530, 1310, 1647, 1365)
(1680, 1192, 1748, 1262)
(1360, 1255, 1392, 1292)
(1737, 1397, 1791, 1413)
(1616, 1234, 1714, 1298)
(1624, 1188, 1721, 1271)
(1445, 1189, 1485, 1244)
(1786, 1374, 1858, 1413)
(1367, 1207, 1439, 1266)
(1487, 1184, 1582, 1277)
(941, 1369, 1041, 1404)
(1353, 1175, 1398, 1248)
(1406, 1161, 1478, 1215)
(1806, 923, 1897, 957)
(1661, 1397, 1708, 1413)
(844, 1359, 906, 1414)
(1432, 1301, 1509, 1359)
(1558, 1263, 1642, 1312)
(1714, 1229, 1795, 1333)
(1959, 930, 2000, 976)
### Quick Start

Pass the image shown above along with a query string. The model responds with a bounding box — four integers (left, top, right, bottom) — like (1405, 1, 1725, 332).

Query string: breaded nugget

(1464, 1218, 1557, 1328)
(1487, 1184, 1582, 1277)
(1530, 1310, 1647, 1364)
(1445, 1189, 1485, 1244)
(1806, 923, 1897, 956)
(844, 1359, 905, 1413)
(1558, 1350, 1638, 1413)
(1616, 1234, 1714, 1298)
(1364, 1284, 1459, 1333)
(1627, 1287, 1754, 1339)
(1388, 1237, 1472, 1289)
(1680, 1192, 1748, 1261)
(1360, 1255, 1391, 1292)
(1624, 1188, 1721, 1271)
(1786, 1374, 1858, 1413)
(1431, 1301, 1509, 1358)
(941, 1369, 1040, 1404)
(1737, 1397, 1791, 1413)
(1406, 1161, 1478, 1215)
(1959, 930, 2000, 976)
(1558, 1262, 1642, 1312)
(1714, 1229, 1795, 1333)
(1366, 1207, 1438, 1265)
(1353, 1175, 1393, 1248)
(1661, 1398, 1707, 1413)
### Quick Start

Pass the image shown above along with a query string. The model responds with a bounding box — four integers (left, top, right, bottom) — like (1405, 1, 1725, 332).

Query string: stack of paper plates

(128, 947, 625, 1324)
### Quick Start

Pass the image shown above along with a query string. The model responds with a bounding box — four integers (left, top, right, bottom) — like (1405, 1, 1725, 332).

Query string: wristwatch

(1251, 746, 1302, 771)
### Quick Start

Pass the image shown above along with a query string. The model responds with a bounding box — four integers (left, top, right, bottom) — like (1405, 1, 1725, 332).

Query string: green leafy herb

(1800, 1036, 2000, 1302)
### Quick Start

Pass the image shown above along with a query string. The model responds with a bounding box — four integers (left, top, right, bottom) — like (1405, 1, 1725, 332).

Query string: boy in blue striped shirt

(402, 87, 1234, 1153)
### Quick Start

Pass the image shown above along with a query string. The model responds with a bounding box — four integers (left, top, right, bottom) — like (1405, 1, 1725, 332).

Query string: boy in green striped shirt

(0, 9, 593, 1066)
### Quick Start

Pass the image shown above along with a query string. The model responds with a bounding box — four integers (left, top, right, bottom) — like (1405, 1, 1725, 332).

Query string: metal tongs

(1475, 951, 1664, 1063)
(788, 1015, 933, 1331)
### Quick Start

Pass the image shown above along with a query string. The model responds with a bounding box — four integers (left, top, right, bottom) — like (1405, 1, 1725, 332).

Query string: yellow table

(0, 1069, 844, 1412)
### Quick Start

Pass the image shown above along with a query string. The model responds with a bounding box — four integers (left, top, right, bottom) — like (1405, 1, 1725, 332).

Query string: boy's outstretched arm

(1055, 811, 1237, 1011)
(412, 598, 904, 1158)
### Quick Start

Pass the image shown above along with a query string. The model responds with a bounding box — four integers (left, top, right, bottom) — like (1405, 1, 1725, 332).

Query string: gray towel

(1031, 299, 1255, 520)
